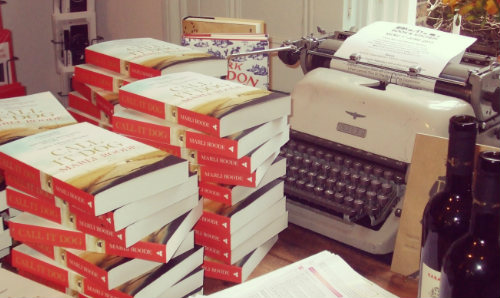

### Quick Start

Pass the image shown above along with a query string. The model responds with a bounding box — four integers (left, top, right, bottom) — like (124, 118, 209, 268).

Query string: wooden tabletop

(203, 223, 418, 297)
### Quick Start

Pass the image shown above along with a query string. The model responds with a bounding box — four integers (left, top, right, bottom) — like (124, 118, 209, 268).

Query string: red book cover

(11, 247, 72, 290)
(194, 196, 285, 250)
(74, 64, 136, 93)
(71, 77, 119, 117)
(202, 235, 277, 283)
(119, 71, 291, 138)
(201, 212, 287, 264)
(195, 179, 284, 235)
(68, 91, 111, 125)
(66, 107, 113, 131)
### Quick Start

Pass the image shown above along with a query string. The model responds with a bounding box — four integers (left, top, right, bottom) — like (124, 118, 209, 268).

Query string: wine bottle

(418, 115, 477, 298)
(439, 151, 500, 298)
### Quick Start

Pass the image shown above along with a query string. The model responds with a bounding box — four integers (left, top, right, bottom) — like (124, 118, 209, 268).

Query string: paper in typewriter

(331, 21, 476, 91)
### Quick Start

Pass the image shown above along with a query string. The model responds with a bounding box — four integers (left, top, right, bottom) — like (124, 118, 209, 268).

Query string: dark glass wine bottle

(418, 115, 477, 298)
(439, 151, 500, 298)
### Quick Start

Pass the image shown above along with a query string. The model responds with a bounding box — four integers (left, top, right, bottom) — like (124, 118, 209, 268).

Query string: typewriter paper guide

(290, 68, 475, 164)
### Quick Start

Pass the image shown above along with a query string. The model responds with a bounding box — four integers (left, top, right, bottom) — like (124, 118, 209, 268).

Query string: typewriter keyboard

(280, 130, 408, 230)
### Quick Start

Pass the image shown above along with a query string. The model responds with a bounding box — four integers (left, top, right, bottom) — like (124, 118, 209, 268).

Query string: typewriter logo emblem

(346, 111, 366, 120)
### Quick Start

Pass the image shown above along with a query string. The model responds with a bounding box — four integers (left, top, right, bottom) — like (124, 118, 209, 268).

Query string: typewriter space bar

(286, 199, 402, 255)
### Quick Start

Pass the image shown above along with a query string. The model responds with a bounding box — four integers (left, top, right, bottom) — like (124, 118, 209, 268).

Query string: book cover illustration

(182, 34, 270, 89)
(0, 91, 76, 145)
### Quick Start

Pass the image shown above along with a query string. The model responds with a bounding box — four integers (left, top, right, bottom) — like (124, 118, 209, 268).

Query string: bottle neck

(444, 168, 473, 195)
(469, 206, 500, 239)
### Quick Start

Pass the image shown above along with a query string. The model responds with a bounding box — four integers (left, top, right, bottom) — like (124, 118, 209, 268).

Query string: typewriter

(240, 28, 500, 255)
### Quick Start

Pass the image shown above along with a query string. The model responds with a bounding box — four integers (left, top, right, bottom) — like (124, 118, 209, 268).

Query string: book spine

(25, 241, 57, 259)
(194, 210, 230, 235)
(95, 93, 117, 118)
(65, 249, 109, 289)
(6, 188, 62, 224)
(70, 207, 126, 246)
(202, 244, 232, 264)
(52, 178, 96, 215)
(194, 227, 230, 250)
(196, 151, 251, 173)
(112, 116, 171, 143)
(72, 78, 93, 100)
(84, 277, 131, 298)
(5, 171, 55, 203)
(9, 221, 89, 250)
(118, 89, 166, 119)
(177, 107, 220, 137)
(185, 131, 237, 159)
(0, 153, 42, 188)
(68, 92, 102, 120)
(84, 49, 121, 74)
(128, 62, 160, 79)
(74, 66, 115, 92)
(202, 259, 242, 283)
(198, 182, 232, 205)
(199, 165, 257, 187)
(12, 249, 70, 289)
(105, 240, 167, 263)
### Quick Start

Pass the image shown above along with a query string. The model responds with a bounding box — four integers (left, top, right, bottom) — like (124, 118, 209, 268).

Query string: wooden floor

(203, 223, 418, 297)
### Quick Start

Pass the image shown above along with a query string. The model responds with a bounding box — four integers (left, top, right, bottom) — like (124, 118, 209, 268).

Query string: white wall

(1, 0, 416, 100)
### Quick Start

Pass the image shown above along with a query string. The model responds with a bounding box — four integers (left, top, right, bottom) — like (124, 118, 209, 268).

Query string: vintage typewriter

(239, 29, 500, 255)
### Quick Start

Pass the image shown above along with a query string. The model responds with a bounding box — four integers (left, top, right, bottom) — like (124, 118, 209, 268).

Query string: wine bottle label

(420, 263, 441, 298)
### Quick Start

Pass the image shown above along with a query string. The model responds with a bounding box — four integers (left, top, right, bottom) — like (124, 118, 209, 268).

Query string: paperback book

(7, 185, 200, 248)
(25, 229, 194, 290)
(6, 170, 199, 232)
(203, 235, 277, 283)
(12, 243, 204, 298)
(195, 196, 286, 250)
(182, 16, 266, 34)
(74, 63, 137, 93)
(118, 71, 291, 138)
(199, 155, 286, 206)
(195, 179, 284, 235)
(182, 33, 270, 89)
(0, 122, 189, 216)
(0, 91, 76, 145)
(9, 199, 202, 263)
(71, 76, 119, 118)
(202, 211, 287, 264)
(192, 150, 278, 187)
(112, 104, 288, 160)
(68, 91, 111, 125)
(85, 37, 227, 79)
(67, 107, 113, 130)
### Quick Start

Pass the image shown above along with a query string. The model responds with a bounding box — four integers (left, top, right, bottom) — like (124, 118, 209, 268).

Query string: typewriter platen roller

(272, 29, 499, 255)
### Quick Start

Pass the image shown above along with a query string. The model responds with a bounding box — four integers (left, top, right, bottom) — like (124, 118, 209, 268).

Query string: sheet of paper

(332, 21, 476, 77)
(199, 251, 399, 298)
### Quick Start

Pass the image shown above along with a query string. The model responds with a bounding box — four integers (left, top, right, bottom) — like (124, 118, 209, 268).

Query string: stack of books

(112, 70, 291, 283)
(0, 92, 77, 263)
(0, 121, 205, 297)
(68, 37, 228, 130)
(181, 16, 271, 90)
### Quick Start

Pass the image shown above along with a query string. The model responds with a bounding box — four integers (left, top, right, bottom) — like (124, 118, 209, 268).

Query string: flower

(442, 0, 500, 20)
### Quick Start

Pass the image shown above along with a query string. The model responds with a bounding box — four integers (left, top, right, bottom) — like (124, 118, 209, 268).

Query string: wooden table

(203, 223, 418, 297)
